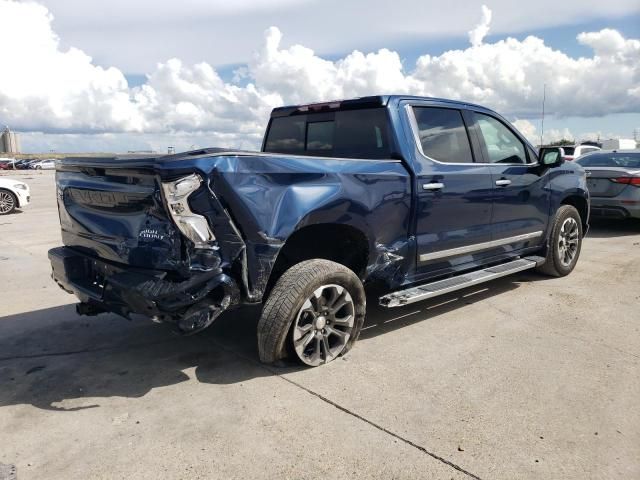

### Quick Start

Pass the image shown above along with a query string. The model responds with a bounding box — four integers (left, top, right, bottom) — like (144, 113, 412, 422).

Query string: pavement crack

(210, 338, 484, 480)
(276, 374, 485, 480)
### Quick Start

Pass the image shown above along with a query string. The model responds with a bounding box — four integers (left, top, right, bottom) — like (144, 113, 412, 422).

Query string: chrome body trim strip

(419, 230, 544, 262)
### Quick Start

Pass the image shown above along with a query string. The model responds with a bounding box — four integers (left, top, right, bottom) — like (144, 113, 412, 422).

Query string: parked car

(576, 150, 640, 219)
(48, 95, 589, 367)
(31, 159, 56, 170)
(0, 158, 16, 170)
(558, 144, 601, 161)
(23, 159, 41, 169)
(0, 177, 30, 215)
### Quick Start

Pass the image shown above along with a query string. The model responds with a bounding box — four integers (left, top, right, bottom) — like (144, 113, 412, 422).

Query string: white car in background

(559, 144, 601, 161)
(0, 177, 30, 215)
(31, 159, 56, 170)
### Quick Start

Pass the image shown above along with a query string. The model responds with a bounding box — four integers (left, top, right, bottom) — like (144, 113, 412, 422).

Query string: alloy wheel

(0, 191, 15, 214)
(292, 284, 355, 366)
(557, 217, 579, 267)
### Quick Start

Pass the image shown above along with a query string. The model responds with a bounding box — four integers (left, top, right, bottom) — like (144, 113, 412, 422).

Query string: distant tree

(545, 139, 575, 147)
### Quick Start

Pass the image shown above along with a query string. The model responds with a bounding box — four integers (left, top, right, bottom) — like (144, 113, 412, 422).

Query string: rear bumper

(590, 197, 640, 219)
(48, 246, 239, 331)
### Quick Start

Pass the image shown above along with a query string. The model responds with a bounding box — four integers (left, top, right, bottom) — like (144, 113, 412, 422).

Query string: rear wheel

(0, 190, 17, 215)
(537, 205, 583, 277)
(257, 259, 366, 366)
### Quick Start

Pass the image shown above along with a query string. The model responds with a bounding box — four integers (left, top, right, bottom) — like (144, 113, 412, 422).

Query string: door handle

(423, 182, 444, 191)
(495, 179, 511, 187)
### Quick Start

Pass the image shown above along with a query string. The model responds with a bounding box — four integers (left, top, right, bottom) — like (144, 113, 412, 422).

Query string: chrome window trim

(405, 104, 480, 167)
(406, 104, 539, 167)
(419, 230, 544, 262)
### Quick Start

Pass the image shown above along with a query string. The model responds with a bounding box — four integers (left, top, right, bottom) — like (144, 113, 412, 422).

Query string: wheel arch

(560, 194, 589, 232)
(264, 222, 371, 298)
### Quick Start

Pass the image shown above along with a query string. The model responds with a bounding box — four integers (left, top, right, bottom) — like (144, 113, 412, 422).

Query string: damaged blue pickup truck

(49, 95, 589, 367)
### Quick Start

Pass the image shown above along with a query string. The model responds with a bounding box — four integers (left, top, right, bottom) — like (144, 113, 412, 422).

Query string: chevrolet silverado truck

(48, 95, 589, 367)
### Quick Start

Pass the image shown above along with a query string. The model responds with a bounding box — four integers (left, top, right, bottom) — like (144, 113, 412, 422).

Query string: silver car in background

(575, 150, 640, 219)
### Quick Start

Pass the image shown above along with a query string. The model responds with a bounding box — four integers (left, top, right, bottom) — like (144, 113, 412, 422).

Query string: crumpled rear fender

(185, 154, 413, 301)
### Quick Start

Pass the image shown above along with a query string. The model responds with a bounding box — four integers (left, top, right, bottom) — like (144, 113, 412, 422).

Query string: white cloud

(468, 5, 492, 47)
(511, 119, 575, 145)
(1, 0, 639, 152)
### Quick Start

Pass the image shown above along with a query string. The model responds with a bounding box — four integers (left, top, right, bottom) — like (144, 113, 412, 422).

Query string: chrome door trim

(419, 230, 543, 262)
(495, 179, 512, 186)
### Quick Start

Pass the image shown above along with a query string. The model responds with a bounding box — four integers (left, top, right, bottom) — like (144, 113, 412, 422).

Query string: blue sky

(125, 13, 640, 88)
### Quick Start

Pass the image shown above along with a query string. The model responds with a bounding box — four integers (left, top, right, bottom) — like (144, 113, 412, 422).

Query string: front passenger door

(472, 111, 550, 244)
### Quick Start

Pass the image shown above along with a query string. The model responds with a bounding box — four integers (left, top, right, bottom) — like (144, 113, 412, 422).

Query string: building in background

(601, 138, 637, 150)
(1, 126, 21, 154)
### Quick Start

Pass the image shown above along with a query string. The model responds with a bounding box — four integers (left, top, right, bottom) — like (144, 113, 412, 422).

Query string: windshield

(576, 152, 640, 169)
(263, 108, 392, 159)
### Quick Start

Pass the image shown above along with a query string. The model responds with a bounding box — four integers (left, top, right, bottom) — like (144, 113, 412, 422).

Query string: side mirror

(539, 147, 564, 168)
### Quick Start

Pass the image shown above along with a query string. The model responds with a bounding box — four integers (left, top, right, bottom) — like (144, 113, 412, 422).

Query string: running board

(379, 256, 545, 308)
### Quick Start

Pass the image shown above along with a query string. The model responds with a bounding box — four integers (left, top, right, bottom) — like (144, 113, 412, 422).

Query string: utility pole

(540, 83, 546, 147)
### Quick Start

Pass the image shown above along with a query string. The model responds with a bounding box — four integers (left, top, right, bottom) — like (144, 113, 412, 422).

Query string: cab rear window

(264, 108, 391, 159)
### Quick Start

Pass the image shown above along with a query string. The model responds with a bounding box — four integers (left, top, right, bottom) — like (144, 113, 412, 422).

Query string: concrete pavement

(1, 171, 638, 479)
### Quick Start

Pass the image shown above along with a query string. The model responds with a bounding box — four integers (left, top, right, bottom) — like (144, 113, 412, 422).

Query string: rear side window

(412, 107, 474, 163)
(475, 113, 528, 164)
(264, 108, 391, 159)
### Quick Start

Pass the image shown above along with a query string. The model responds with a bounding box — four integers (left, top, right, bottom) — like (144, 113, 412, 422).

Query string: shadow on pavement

(586, 218, 640, 238)
(0, 274, 528, 411)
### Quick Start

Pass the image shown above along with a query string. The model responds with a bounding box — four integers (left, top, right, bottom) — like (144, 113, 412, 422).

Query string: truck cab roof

(270, 95, 494, 117)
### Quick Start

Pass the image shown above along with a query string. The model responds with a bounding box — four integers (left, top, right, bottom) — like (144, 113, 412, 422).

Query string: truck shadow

(0, 275, 528, 411)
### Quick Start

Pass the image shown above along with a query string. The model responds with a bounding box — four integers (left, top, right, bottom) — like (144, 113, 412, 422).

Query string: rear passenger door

(404, 103, 495, 277)
(470, 111, 550, 245)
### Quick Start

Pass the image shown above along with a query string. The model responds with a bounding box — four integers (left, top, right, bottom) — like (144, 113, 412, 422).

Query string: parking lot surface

(1, 171, 639, 479)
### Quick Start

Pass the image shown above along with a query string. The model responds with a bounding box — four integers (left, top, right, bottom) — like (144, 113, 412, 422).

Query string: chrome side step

(379, 256, 545, 308)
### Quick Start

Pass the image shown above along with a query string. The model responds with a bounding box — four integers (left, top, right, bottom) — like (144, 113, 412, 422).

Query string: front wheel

(257, 259, 366, 367)
(537, 205, 583, 277)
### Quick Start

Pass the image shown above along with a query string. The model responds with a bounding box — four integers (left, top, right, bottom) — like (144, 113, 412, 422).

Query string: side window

(475, 113, 527, 164)
(412, 107, 474, 163)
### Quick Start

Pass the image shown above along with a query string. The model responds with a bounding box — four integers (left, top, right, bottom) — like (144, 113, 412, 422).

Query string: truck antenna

(540, 83, 546, 147)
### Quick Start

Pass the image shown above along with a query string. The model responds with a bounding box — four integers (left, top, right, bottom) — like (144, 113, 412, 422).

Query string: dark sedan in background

(576, 151, 640, 220)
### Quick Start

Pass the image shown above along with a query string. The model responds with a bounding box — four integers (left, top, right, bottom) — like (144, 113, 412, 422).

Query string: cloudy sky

(1, 0, 639, 153)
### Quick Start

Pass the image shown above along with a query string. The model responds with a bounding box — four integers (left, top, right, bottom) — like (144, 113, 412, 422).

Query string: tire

(537, 205, 583, 277)
(0, 189, 17, 215)
(257, 259, 366, 367)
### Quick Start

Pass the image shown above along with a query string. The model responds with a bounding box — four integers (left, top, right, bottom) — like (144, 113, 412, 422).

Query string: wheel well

(560, 195, 588, 229)
(266, 224, 369, 295)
